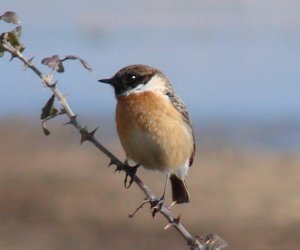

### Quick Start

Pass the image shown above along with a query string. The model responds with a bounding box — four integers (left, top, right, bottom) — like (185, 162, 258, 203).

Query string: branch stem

(2, 40, 227, 250)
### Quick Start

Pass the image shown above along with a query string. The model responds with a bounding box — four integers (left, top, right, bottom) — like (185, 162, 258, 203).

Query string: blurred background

(1, 1, 300, 249)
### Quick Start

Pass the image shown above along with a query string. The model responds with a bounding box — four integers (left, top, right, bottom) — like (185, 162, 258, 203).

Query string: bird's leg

(160, 173, 170, 202)
(123, 160, 140, 188)
(151, 173, 170, 216)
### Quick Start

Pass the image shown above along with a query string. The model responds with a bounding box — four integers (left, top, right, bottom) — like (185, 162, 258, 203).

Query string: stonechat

(99, 64, 195, 204)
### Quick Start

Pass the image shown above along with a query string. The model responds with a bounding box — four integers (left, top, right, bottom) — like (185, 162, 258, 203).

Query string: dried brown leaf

(0, 11, 20, 25)
(41, 94, 56, 119)
(41, 55, 64, 72)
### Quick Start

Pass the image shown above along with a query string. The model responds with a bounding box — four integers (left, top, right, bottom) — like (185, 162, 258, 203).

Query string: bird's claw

(124, 164, 140, 188)
(150, 196, 165, 217)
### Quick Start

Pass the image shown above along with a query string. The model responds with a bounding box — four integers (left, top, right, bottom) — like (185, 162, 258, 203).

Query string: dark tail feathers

(170, 174, 190, 204)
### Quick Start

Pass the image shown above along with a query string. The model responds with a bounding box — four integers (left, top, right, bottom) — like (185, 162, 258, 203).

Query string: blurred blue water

(1, 1, 300, 149)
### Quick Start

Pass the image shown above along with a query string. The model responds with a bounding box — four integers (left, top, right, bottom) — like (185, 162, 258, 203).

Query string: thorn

(108, 158, 119, 168)
(89, 126, 99, 137)
(174, 214, 181, 224)
(114, 163, 123, 172)
(9, 54, 16, 61)
(170, 200, 177, 208)
(163, 215, 180, 230)
(80, 126, 89, 144)
(63, 115, 77, 126)
(164, 222, 174, 230)
(28, 56, 34, 63)
(43, 73, 54, 84)
(52, 80, 58, 87)
(23, 56, 34, 70)
(108, 159, 116, 167)
(80, 127, 99, 145)
(80, 137, 87, 145)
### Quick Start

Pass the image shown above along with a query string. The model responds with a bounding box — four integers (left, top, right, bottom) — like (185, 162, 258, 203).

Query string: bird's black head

(98, 64, 157, 97)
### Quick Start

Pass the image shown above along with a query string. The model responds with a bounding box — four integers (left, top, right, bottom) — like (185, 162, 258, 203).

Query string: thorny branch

(0, 12, 227, 250)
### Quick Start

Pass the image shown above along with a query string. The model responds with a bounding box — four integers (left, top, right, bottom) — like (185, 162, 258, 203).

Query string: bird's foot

(129, 196, 165, 219)
(150, 195, 166, 217)
(123, 163, 140, 188)
(129, 196, 177, 219)
(151, 197, 178, 217)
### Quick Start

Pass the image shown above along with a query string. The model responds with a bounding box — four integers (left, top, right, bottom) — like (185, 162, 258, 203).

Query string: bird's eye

(126, 73, 139, 83)
(127, 74, 136, 81)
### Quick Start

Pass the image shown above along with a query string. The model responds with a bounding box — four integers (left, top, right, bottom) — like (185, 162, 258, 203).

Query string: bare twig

(0, 14, 227, 250)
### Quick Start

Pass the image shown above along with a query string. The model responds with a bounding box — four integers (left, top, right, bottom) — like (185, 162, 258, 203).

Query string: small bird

(99, 64, 195, 204)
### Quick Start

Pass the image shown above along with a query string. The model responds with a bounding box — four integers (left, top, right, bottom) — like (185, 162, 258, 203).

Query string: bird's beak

(98, 77, 115, 86)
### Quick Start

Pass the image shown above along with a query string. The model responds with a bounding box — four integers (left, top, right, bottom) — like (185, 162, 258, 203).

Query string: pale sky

(1, 0, 300, 122)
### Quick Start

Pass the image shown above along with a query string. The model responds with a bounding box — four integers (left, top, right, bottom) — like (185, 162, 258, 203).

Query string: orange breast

(116, 92, 194, 172)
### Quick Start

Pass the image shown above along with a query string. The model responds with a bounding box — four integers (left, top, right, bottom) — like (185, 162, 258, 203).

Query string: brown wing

(165, 90, 196, 167)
